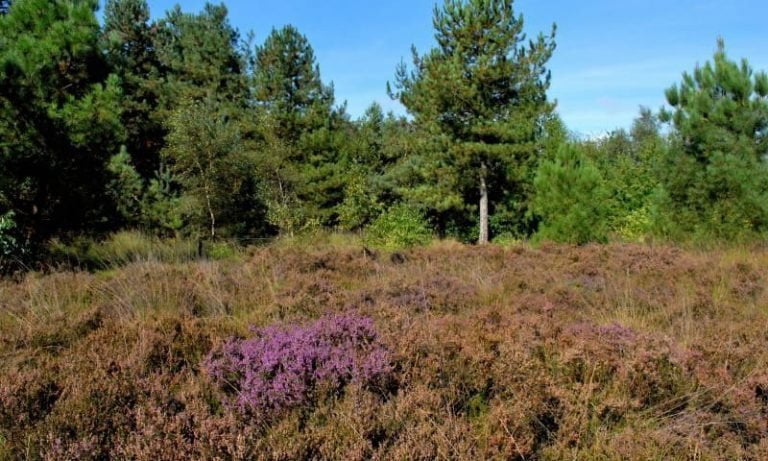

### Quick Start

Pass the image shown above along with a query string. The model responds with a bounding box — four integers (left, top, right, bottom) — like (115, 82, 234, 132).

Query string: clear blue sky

(136, 0, 768, 136)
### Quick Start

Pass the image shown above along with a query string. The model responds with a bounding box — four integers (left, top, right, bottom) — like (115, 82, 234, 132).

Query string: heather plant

(3, 242, 768, 459)
(205, 314, 392, 417)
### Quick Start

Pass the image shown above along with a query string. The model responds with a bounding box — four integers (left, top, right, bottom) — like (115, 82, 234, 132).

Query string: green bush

(337, 170, 382, 231)
(492, 232, 522, 247)
(363, 204, 432, 250)
(652, 151, 768, 243)
(532, 144, 611, 245)
(613, 206, 653, 243)
(206, 241, 239, 261)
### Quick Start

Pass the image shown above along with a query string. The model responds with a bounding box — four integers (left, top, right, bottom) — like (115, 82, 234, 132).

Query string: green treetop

(253, 25, 335, 141)
(154, 3, 247, 115)
(662, 39, 768, 163)
(252, 25, 347, 230)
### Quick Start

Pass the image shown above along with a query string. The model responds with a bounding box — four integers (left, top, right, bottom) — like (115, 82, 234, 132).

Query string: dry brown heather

(2, 240, 768, 460)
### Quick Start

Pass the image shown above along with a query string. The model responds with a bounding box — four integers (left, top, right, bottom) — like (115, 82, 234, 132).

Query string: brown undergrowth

(1, 241, 768, 460)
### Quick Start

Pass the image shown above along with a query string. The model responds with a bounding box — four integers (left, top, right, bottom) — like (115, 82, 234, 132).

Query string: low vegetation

(2, 239, 768, 459)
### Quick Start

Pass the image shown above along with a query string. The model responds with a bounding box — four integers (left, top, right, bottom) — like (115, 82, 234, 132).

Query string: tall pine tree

(390, 0, 556, 243)
(253, 25, 346, 230)
(253, 25, 335, 140)
(103, 0, 165, 179)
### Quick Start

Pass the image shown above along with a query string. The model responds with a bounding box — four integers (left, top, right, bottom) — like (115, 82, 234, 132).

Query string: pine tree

(154, 3, 247, 114)
(532, 144, 610, 244)
(103, 0, 165, 179)
(0, 0, 124, 246)
(252, 25, 346, 229)
(657, 40, 768, 240)
(662, 39, 768, 164)
(253, 25, 334, 140)
(390, 0, 556, 243)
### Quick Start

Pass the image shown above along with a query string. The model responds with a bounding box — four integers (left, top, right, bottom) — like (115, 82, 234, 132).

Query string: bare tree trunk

(204, 186, 216, 240)
(478, 161, 489, 245)
(208, 206, 216, 240)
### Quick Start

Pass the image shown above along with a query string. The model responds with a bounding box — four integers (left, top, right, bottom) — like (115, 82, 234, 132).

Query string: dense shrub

(205, 314, 393, 416)
(363, 204, 432, 250)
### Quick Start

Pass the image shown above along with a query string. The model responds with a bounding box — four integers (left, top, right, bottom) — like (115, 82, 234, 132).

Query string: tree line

(1, 0, 767, 265)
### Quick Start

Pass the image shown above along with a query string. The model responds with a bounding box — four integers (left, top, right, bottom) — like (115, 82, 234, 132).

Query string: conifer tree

(0, 0, 124, 246)
(154, 3, 247, 114)
(390, 0, 556, 243)
(253, 25, 346, 229)
(532, 144, 610, 244)
(662, 39, 768, 163)
(657, 40, 768, 239)
(103, 0, 165, 178)
(253, 25, 334, 140)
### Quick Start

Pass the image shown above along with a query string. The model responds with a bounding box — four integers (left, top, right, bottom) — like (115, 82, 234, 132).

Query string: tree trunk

(204, 187, 216, 240)
(478, 162, 489, 245)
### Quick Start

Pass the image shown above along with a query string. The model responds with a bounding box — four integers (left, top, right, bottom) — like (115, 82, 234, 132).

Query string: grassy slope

(1, 240, 768, 460)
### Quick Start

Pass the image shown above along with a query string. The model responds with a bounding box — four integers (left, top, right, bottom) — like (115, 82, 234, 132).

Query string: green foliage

(0, 211, 18, 258)
(0, 0, 125, 243)
(363, 204, 432, 250)
(107, 147, 187, 234)
(613, 206, 653, 243)
(252, 25, 347, 229)
(390, 0, 557, 241)
(492, 232, 522, 247)
(103, 0, 165, 178)
(253, 25, 334, 141)
(107, 146, 145, 224)
(532, 144, 610, 244)
(337, 169, 382, 231)
(154, 3, 247, 111)
(656, 41, 768, 241)
(6, 0, 768, 266)
(206, 240, 239, 261)
(652, 151, 768, 242)
(141, 165, 186, 235)
(164, 99, 258, 239)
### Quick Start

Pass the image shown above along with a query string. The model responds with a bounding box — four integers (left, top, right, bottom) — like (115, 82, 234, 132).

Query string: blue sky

(138, 0, 768, 136)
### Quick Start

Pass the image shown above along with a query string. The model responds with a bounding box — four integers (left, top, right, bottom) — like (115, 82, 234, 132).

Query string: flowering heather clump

(205, 314, 392, 415)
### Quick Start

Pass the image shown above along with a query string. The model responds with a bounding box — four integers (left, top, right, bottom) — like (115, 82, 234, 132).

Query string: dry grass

(1, 240, 768, 460)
